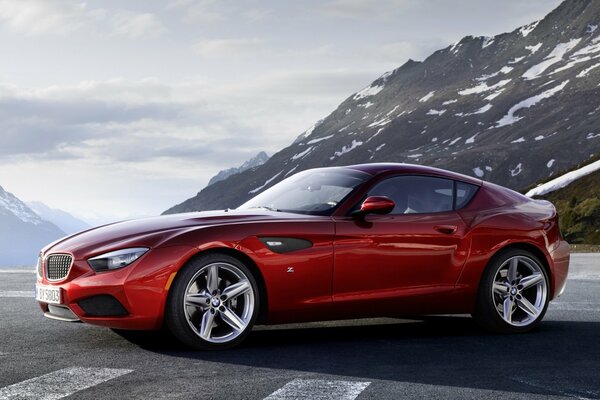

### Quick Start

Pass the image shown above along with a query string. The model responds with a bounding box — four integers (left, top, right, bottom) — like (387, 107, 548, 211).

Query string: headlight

(36, 252, 43, 278)
(88, 247, 148, 272)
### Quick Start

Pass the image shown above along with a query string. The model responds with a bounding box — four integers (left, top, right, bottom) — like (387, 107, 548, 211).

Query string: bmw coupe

(35, 163, 570, 349)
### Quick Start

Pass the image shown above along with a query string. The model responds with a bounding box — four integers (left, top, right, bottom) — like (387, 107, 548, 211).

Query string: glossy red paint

(359, 196, 396, 215)
(36, 163, 569, 330)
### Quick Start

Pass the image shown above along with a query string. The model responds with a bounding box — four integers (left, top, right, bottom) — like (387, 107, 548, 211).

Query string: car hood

(44, 209, 310, 260)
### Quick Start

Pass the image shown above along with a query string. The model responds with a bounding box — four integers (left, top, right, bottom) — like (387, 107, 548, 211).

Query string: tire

(473, 248, 550, 333)
(165, 253, 260, 350)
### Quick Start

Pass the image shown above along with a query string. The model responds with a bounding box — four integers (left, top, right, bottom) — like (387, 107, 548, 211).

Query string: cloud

(0, 0, 165, 38)
(321, 0, 412, 19)
(110, 11, 166, 38)
(194, 37, 264, 57)
(0, 0, 97, 35)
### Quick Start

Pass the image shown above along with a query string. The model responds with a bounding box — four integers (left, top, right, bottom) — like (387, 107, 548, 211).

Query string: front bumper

(37, 245, 196, 330)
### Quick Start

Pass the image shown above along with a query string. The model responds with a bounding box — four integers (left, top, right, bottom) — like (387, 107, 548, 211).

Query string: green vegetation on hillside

(525, 153, 600, 244)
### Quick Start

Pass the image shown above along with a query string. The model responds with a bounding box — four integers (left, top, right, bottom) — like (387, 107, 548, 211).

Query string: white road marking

(0, 291, 33, 298)
(264, 379, 370, 400)
(549, 302, 600, 312)
(0, 367, 132, 400)
(0, 270, 35, 274)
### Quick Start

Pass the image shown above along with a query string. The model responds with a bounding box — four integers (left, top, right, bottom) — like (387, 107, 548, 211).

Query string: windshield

(238, 168, 371, 215)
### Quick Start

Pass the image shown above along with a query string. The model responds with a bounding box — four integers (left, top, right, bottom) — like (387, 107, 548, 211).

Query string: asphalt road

(0, 254, 599, 399)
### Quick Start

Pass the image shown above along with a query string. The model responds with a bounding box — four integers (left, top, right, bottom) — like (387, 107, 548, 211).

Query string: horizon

(0, 0, 561, 224)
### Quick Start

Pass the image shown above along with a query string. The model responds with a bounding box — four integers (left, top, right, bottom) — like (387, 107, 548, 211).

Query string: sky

(0, 0, 562, 225)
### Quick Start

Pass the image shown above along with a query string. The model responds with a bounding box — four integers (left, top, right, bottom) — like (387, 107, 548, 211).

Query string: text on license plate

(35, 285, 61, 305)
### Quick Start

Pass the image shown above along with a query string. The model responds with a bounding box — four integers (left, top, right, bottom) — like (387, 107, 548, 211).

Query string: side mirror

(357, 196, 395, 216)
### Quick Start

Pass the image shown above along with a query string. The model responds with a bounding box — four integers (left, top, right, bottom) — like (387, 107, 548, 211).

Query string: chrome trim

(44, 313, 80, 323)
(45, 253, 74, 282)
(44, 305, 80, 322)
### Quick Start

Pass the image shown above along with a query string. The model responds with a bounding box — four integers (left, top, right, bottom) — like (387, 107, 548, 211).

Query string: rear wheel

(474, 249, 549, 333)
(165, 253, 259, 350)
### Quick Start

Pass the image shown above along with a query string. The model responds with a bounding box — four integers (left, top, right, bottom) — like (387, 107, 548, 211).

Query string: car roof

(343, 163, 483, 186)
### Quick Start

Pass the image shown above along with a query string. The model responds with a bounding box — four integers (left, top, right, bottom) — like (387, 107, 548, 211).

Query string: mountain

(525, 152, 600, 244)
(0, 186, 66, 267)
(165, 0, 600, 215)
(27, 201, 91, 235)
(207, 151, 270, 187)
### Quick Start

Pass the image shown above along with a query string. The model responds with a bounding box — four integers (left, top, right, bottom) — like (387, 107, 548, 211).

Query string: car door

(332, 175, 472, 311)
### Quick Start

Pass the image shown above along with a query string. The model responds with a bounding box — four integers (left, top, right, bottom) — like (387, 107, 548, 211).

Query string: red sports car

(35, 163, 570, 349)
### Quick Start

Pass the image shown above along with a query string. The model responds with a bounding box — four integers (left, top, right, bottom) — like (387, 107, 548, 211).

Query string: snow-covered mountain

(165, 0, 600, 214)
(27, 201, 91, 235)
(207, 151, 270, 187)
(0, 186, 66, 266)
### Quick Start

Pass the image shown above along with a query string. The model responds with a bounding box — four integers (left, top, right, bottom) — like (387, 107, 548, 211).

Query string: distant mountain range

(0, 186, 66, 267)
(164, 0, 600, 215)
(207, 151, 270, 187)
(27, 201, 91, 235)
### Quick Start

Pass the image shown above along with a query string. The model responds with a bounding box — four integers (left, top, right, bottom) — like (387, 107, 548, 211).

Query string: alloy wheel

(491, 256, 548, 327)
(183, 262, 255, 343)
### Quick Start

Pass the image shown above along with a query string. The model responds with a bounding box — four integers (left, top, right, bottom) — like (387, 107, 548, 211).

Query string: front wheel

(474, 249, 549, 333)
(165, 254, 259, 350)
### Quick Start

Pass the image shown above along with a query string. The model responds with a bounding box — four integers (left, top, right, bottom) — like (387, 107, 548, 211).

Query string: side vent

(259, 237, 313, 253)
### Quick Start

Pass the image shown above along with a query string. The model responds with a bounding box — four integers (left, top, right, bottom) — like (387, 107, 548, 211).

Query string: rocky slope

(165, 0, 600, 214)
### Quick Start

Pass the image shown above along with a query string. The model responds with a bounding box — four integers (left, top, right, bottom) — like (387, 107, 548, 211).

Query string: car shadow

(114, 316, 600, 398)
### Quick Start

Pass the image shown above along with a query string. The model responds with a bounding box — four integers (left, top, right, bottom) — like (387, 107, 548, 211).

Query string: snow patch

(449, 137, 462, 146)
(456, 104, 492, 117)
(294, 119, 323, 143)
(419, 91, 435, 103)
(473, 167, 484, 177)
(249, 170, 284, 194)
(508, 56, 526, 64)
(511, 137, 526, 143)
(577, 62, 600, 77)
(520, 20, 540, 37)
(330, 140, 363, 160)
(522, 39, 581, 79)
(510, 163, 523, 177)
(465, 133, 479, 144)
(588, 132, 600, 139)
(427, 109, 446, 116)
(484, 89, 504, 101)
(482, 37, 495, 49)
(442, 99, 458, 105)
(547, 159, 555, 168)
(526, 43, 543, 55)
(459, 79, 511, 95)
(551, 56, 591, 74)
(307, 134, 334, 145)
(291, 147, 313, 160)
(368, 117, 391, 128)
(495, 80, 569, 127)
(359, 101, 375, 108)
(526, 159, 600, 197)
(354, 84, 384, 100)
(587, 24, 598, 34)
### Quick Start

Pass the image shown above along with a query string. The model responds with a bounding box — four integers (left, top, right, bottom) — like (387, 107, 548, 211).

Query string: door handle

(434, 225, 457, 234)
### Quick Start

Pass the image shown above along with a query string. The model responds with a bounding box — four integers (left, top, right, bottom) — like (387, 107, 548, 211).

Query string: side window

(367, 176, 454, 214)
(455, 181, 478, 209)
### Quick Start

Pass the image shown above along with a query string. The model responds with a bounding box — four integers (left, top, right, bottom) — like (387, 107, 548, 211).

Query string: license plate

(35, 284, 61, 305)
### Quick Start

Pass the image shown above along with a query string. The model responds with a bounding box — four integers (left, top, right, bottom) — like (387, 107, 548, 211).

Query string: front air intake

(46, 254, 73, 281)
